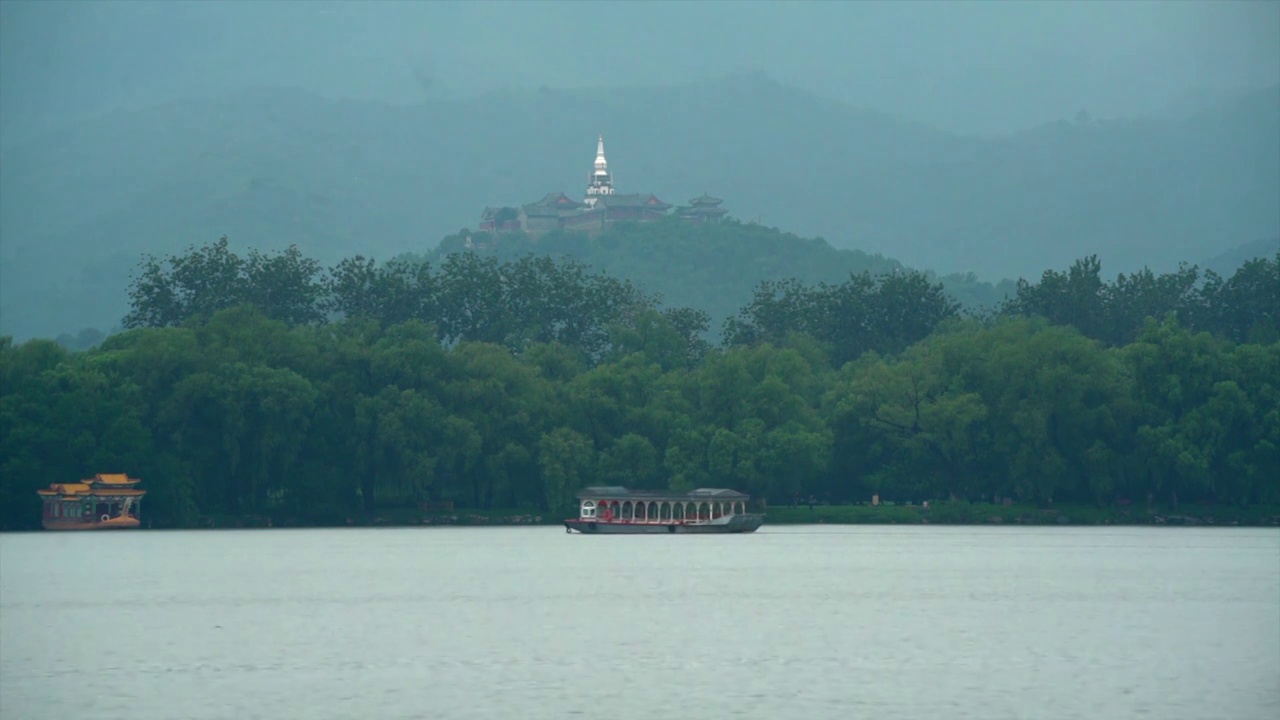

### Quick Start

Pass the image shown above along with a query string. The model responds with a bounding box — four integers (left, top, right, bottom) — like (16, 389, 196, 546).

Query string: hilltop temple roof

(522, 192, 584, 217)
(596, 193, 671, 210)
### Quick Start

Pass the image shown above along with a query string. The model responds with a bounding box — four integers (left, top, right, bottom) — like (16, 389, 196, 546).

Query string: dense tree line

(1, 238, 1276, 530)
(1000, 254, 1280, 346)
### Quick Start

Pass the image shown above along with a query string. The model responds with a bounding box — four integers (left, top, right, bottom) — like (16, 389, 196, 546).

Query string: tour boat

(36, 474, 146, 531)
(564, 486, 765, 534)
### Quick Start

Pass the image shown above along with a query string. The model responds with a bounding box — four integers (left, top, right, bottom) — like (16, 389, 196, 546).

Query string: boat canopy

(575, 486, 749, 501)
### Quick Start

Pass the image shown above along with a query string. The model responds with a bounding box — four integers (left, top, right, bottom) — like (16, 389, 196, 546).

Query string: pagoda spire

(594, 135, 608, 172)
(585, 133, 614, 204)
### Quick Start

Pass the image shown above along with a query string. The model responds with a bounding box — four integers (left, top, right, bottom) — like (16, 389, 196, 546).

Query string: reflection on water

(2, 526, 1277, 720)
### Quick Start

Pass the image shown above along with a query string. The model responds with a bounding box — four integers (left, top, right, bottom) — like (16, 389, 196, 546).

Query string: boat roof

(36, 483, 92, 496)
(37, 473, 147, 498)
(576, 486, 749, 501)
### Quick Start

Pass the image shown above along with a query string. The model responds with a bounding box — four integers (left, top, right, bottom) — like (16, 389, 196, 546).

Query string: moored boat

(563, 486, 765, 534)
(36, 473, 146, 531)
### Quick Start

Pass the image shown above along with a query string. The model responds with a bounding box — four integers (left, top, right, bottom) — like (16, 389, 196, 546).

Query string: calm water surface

(1, 525, 1277, 720)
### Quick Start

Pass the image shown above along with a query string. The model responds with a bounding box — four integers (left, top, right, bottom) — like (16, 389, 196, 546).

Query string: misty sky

(2, 0, 1278, 140)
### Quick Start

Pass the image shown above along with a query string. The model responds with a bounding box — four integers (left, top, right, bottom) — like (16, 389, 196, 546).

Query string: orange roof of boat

(37, 474, 144, 497)
(92, 473, 140, 485)
(36, 483, 92, 496)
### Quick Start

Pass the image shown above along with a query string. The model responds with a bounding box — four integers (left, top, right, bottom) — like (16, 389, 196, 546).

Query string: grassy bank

(172, 500, 1280, 530)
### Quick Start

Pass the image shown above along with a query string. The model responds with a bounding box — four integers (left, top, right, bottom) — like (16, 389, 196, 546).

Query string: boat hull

(564, 514, 765, 534)
(42, 517, 141, 531)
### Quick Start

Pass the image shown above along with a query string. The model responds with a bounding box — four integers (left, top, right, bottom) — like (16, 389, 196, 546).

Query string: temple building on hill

(675, 193, 729, 224)
(477, 134, 725, 237)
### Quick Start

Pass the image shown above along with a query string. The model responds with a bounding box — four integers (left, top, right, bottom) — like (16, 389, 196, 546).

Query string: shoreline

(9, 501, 1270, 532)
(761, 503, 1280, 528)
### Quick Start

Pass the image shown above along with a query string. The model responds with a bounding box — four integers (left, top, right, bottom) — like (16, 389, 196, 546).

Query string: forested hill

(413, 219, 1018, 336)
(2, 73, 1277, 342)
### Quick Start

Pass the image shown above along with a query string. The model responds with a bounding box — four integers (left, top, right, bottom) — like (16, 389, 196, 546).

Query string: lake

(1, 525, 1277, 720)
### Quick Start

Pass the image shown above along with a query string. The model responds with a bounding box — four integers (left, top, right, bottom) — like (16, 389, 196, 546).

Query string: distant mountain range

(1199, 237, 1280, 278)
(1, 73, 1277, 342)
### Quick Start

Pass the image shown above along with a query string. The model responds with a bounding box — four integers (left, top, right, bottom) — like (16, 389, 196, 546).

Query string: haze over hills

(1, 73, 1277, 342)
(5, 1, 1276, 142)
(1200, 236, 1280, 278)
